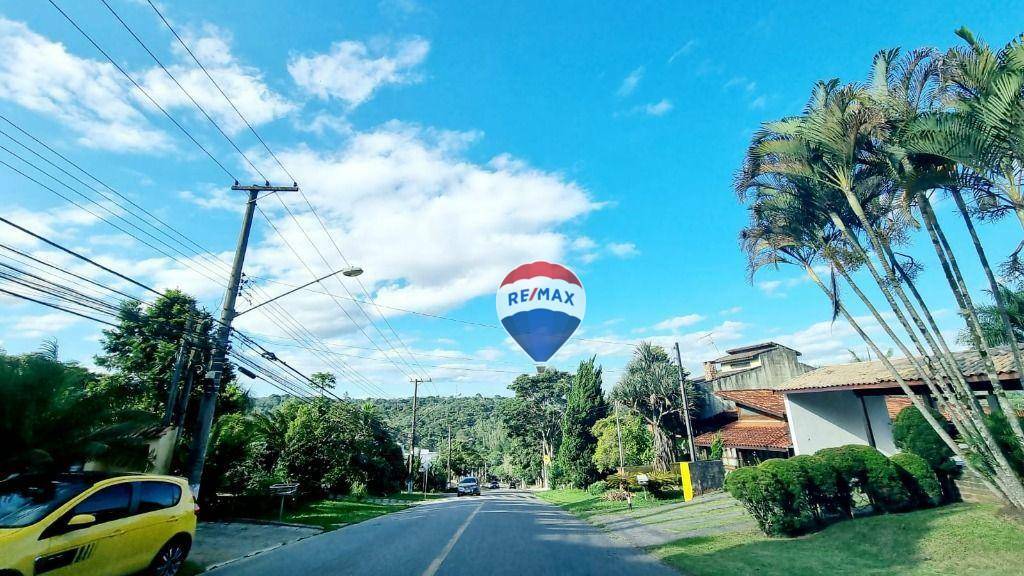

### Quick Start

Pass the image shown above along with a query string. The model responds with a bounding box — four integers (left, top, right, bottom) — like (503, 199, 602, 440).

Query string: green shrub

(725, 466, 792, 536)
(892, 405, 956, 475)
(587, 480, 608, 495)
(818, 445, 911, 513)
(759, 458, 814, 533)
(350, 481, 369, 500)
(647, 470, 681, 497)
(891, 452, 941, 507)
(606, 472, 638, 491)
(789, 454, 850, 519)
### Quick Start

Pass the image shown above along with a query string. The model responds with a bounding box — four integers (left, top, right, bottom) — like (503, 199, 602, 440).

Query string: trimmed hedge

(728, 445, 936, 537)
(891, 452, 941, 507)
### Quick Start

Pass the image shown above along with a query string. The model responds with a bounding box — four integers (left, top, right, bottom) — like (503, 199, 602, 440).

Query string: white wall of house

(785, 391, 897, 456)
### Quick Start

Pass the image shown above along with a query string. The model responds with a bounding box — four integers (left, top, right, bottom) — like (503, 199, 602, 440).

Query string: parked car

(0, 472, 197, 576)
(456, 477, 480, 497)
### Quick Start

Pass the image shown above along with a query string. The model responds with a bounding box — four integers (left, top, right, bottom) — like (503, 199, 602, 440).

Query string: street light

(235, 265, 363, 316)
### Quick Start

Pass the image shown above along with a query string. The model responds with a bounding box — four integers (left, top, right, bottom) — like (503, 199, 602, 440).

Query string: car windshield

(0, 476, 90, 528)
(459, 478, 477, 485)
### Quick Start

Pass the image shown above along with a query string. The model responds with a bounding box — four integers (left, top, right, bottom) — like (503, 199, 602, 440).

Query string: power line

(47, 0, 236, 181)
(143, 0, 297, 184)
(0, 286, 117, 327)
(98, 0, 269, 181)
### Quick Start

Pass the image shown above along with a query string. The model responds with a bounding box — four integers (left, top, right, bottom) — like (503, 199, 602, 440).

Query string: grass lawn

(256, 497, 410, 530)
(537, 488, 684, 519)
(652, 503, 1024, 576)
(384, 492, 447, 502)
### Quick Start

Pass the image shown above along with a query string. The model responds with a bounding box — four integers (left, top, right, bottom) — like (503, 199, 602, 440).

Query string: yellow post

(679, 461, 693, 502)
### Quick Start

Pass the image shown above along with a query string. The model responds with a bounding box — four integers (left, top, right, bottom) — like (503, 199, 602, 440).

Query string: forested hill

(250, 394, 507, 452)
(369, 395, 506, 452)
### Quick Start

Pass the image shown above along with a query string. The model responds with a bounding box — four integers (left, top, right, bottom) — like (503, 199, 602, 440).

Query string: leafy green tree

(612, 343, 698, 470)
(310, 372, 337, 396)
(554, 358, 606, 487)
(1, 349, 156, 476)
(501, 369, 570, 487)
(591, 412, 652, 473)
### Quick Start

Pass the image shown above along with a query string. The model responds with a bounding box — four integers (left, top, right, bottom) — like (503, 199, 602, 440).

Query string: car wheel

(149, 537, 190, 576)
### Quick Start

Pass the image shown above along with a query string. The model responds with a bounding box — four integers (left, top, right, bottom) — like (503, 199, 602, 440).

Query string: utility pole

(614, 402, 625, 476)
(446, 407, 452, 489)
(674, 342, 697, 461)
(407, 376, 431, 493)
(186, 183, 298, 494)
(163, 312, 196, 426)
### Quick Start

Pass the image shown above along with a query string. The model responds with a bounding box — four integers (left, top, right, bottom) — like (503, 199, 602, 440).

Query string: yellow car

(0, 472, 197, 576)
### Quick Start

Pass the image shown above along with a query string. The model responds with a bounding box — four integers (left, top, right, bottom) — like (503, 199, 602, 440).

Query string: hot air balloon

(496, 261, 586, 363)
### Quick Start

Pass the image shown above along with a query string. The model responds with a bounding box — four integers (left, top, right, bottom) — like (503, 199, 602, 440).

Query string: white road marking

(421, 501, 484, 576)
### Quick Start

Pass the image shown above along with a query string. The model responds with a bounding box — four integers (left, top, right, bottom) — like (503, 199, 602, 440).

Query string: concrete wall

(785, 391, 897, 456)
(713, 347, 814, 392)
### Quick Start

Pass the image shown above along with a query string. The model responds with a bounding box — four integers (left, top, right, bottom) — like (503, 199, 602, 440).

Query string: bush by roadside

(726, 445, 935, 536)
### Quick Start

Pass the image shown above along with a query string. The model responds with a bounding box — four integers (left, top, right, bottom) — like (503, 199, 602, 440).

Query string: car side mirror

(67, 514, 96, 527)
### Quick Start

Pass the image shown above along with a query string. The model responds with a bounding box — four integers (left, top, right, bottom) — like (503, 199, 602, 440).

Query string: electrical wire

(47, 0, 237, 181)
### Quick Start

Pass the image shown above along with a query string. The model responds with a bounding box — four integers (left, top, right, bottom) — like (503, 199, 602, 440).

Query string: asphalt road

(207, 490, 678, 576)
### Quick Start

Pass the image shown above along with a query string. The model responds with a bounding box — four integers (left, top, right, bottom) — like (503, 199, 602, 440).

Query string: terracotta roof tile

(715, 389, 786, 419)
(694, 420, 792, 450)
(776, 346, 1022, 393)
(885, 396, 913, 420)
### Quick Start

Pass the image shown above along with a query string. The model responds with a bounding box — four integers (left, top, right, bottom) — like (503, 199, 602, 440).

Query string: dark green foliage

(891, 452, 942, 507)
(892, 405, 956, 475)
(0, 350, 158, 476)
(818, 445, 911, 513)
(725, 465, 793, 536)
(789, 454, 850, 518)
(555, 358, 607, 488)
(983, 411, 1024, 477)
(647, 470, 682, 497)
(587, 480, 608, 495)
(728, 445, 935, 537)
(759, 459, 814, 534)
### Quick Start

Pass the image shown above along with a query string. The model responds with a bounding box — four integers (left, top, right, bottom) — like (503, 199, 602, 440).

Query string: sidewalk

(188, 521, 322, 572)
(588, 492, 756, 548)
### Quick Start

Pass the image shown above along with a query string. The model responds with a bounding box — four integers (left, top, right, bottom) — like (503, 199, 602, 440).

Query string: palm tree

(611, 343, 689, 471)
(959, 285, 1024, 346)
(1, 350, 157, 477)
(736, 58, 1024, 506)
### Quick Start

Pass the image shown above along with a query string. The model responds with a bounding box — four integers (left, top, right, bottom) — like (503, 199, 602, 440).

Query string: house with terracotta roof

(694, 389, 792, 468)
(777, 347, 1022, 457)
(690, 342, 813, 468)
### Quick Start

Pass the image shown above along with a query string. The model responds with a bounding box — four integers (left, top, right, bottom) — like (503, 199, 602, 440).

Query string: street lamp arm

(235, 267, 360, 316)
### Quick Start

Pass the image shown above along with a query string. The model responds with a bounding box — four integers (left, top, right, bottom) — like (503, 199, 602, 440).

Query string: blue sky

(0, 0, 1021, 398)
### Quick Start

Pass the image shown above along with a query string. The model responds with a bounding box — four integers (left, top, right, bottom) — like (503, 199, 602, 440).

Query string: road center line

(421, 502, 484, 576)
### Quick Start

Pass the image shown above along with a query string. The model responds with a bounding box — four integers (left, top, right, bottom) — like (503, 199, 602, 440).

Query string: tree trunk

(650, 421, 674, 472)
(802, 263, 1022, 507)
(948, 189, 1024, 443)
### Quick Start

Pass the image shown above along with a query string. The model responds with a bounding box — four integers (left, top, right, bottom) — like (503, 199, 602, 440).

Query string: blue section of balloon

(500, 308, 581, 363)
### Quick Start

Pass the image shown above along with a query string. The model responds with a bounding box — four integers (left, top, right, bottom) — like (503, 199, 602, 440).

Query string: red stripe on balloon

(500, 261, 581, 287)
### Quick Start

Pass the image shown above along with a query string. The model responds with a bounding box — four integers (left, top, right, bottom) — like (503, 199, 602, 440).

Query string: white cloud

(756, 276, 805, 297)
(221, 122, 600, 340)
(667, 40, 697, 64)
(0, 18, 170, 152)
(140, 24, 295, 135)
(749, 95, 768, 110)
(12, 312, 80, 338)
(642, 99, 673, 117)
(617, 66, 644, 97)
(571, 236, 597, 251)
(719, 306, 743, 315)
(288, 37, 430, 107)
(653, 314, 706, 331)
(607, 242, 639, 258)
